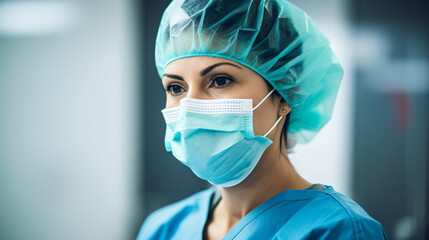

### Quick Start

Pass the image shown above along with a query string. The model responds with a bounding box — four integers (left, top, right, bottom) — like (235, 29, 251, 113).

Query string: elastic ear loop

(251, 89, 284, 138)
(252, 89, 275, 111)
(263, 116, 283, 138)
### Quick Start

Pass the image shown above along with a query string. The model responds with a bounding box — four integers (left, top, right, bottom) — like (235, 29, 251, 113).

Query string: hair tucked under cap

(155, 0, 344, 146)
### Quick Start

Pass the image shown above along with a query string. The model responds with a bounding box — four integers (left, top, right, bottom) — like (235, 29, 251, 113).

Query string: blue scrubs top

(137, 186, 387, 239)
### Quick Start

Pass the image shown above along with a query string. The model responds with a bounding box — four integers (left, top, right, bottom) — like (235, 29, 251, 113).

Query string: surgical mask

(161, 89, 283, 187)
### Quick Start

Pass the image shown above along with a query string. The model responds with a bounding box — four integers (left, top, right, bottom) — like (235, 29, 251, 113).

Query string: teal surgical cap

(155, 0, 344, 145)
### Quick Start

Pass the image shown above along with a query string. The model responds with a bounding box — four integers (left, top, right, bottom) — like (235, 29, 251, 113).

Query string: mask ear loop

(252, 89, 275, 111)
(251, 89, 284, 138)
(263, 116, 283, 138)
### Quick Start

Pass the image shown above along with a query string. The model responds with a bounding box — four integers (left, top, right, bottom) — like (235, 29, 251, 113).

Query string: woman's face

(162, 56, 289, 138)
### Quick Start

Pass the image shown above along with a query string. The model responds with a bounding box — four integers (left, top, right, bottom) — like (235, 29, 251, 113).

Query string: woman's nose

(186, 86, 212, 100)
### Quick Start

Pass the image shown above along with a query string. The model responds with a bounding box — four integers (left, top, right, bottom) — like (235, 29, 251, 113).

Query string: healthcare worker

(137, 0, 388, 239)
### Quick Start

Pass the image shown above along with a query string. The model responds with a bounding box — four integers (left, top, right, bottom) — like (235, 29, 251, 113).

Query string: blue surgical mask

(161, 89, 283, 187)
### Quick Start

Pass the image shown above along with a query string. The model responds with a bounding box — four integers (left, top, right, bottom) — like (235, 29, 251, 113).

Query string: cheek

(165, 95, 182, 108)
(252, 103, 278, 136)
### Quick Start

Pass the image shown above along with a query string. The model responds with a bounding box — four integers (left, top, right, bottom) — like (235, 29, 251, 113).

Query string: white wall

(0, 0, 140, 239)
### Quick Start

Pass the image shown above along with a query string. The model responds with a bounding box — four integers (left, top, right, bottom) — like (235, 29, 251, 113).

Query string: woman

(137, 0, 387, 239)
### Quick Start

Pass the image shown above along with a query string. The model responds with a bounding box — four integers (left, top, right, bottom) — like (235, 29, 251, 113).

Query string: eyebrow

(200, 62, 242, 76)
(163, 74, 184, 81)
(162, 62, 242, 81)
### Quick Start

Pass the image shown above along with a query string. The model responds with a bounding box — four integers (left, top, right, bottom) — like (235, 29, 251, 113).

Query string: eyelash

(164, 75, 235, 97)
(210, 75, 235, 88)
(164, 84, 185, 96)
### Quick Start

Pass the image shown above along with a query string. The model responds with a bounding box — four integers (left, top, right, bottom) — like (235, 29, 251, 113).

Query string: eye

(210, 76, 234, 88)
(166, 84, 185, 96)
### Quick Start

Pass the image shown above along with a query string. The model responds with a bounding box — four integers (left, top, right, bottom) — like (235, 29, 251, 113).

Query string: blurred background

(0, 0, 427, 239)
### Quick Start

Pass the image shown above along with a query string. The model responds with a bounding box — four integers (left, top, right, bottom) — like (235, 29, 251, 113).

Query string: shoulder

(136, 187, 214, 240)
(278, 186, 387, 239)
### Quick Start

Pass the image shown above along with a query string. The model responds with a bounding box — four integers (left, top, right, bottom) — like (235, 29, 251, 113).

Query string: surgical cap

(155, 0, 344, 145)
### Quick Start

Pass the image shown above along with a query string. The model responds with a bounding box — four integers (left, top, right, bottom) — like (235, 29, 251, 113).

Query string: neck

(217, 144, 311, 225)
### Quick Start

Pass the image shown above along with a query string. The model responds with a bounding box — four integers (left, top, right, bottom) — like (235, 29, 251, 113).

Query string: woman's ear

(278, 98, 291, 116)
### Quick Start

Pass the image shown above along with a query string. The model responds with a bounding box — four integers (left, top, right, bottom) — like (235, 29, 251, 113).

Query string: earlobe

(278, 100, 291, 116)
